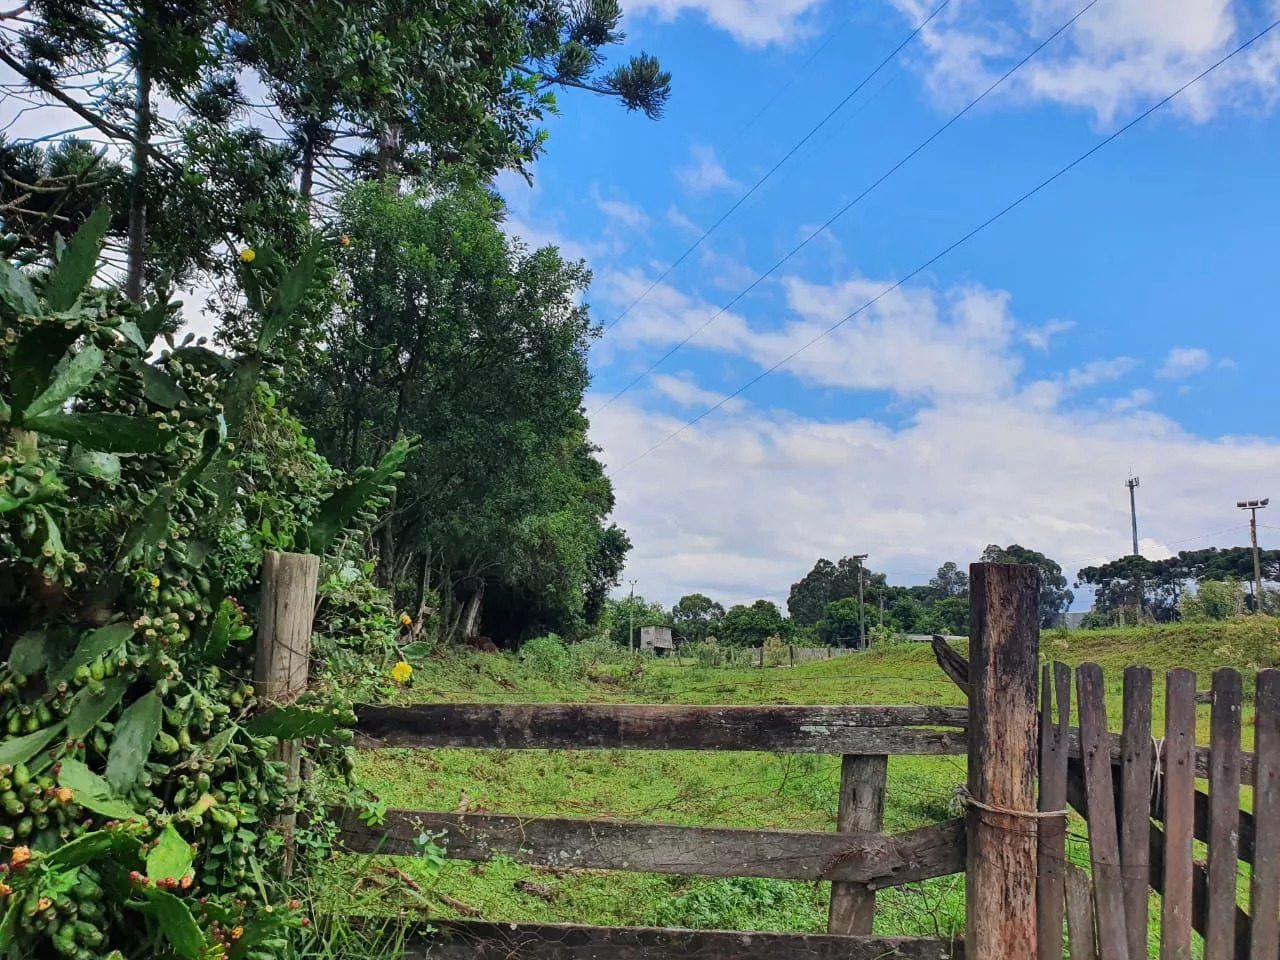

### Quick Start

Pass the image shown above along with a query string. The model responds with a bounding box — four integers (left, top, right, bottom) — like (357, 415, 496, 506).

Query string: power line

(597, 0, 952, 339)
(719, 6, 861, 155)
(592, 0, 1098, 414)
(608, 14, 1280, 475)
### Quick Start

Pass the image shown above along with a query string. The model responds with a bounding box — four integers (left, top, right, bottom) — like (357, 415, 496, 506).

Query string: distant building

(1052, 612, 1088, 630)
(640, 625, 674, 654)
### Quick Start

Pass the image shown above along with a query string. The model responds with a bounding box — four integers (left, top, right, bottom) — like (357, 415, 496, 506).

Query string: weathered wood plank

(334, 808, 965, 886)
(355, 703, 968, 755)
(1065, 863, 1099, 960)
(1066, 759, 1250, 957)
(1063, 730, 1255, 788)
(1249, 669, 1280, 960)
(1038, 662, 1070, 960)
(1077, 663, 1128, 960)
(928, 639, 1257, 785)
(1119, 666, 1152, 960)
(399, 921, 965, 959)
(965, 563, 1040, 960)
(1161, 668, 1196, 960)
(1192, 788, 1254, 865)
(1205, 668, 1242, 960)
(828, 754, 887, 934)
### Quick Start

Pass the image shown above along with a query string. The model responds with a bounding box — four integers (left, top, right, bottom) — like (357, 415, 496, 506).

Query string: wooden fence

(314, 562, 1280, 958)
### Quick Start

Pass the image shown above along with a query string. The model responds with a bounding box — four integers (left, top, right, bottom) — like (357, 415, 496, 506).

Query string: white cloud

(583, 265, 1274, 610)
(1022, 318, 1075, 351)
(627, 0, 827, 46)
(887, 0, 1280, 124)
(592, 387, 1274, 609)
(677, 145, 742, 194)
(665, 206, 703, 235)
(651, 372, 744, 412)
(1157, 346, 1213, 379)
(594, 190, 651, 230)
(598, 269, 1036, 401)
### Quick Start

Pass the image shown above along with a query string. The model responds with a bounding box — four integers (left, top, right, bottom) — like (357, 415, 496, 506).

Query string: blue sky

(497, 0, 1280, 609)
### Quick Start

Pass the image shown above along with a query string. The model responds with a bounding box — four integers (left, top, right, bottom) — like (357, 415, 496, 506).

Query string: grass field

(320, 618, 1280, 954)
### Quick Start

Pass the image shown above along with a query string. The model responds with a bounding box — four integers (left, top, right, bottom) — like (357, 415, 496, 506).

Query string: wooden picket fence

(315, 563, 1280, 958)
(1038, 662, 1274, 960)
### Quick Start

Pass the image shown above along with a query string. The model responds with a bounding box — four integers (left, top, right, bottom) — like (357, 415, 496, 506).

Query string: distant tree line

(1076, 547, 1280, 623)
(599, 542, 1076, 649)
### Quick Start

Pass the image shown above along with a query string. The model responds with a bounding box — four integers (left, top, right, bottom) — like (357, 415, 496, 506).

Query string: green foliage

(981, 544, 1073, 627)
(814, 596, 864, 647)
(1180, 579, 1243, 622)
(669, 593, 724, 644)
(719, 600, 790, 648)
(604, 595, 668, 648)
(0, 225, 384, 959)
(518, 634, 574, 679)
(653, 877, 825, 932)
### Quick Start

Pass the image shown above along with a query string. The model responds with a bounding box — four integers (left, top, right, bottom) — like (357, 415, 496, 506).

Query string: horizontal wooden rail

(333, 808, 965, 887)
(929, 638, 1257, 784)
(353, 703, 968, 755)
(396, 921, 964, 959)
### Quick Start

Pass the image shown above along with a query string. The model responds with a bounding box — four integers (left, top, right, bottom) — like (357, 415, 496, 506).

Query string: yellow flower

(53, 787, 73, 804)
(10, 847, 31, 867)
(231, 926, 244, 940)
(0, 883, 11, 897)
(390, 661, 412, 684)
(399, 613, 412, 627)
(150, 576, 161, 589)
(37, 897, 51, 912)
(239, 248, 256, 264)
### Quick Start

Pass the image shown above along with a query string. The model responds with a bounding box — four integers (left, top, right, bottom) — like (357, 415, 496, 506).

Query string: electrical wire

(597, 0, 953, 338)
(608, 14, 1280, 475)
(592, 0, 1099, 414)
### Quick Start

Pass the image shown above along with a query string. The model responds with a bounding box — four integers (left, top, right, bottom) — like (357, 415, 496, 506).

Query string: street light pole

(851, 554, 868, 650)
(1237, 499, 1269, 612)
(1126, 475, 1140, 556)
(628, 579, 637, 650)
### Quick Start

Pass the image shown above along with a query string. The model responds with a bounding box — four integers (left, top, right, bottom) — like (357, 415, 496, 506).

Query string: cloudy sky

(499, 0, 1280, 609)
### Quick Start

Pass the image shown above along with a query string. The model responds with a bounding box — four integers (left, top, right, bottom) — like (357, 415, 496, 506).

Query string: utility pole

(628, 579, 637, 650)
(1126, 475, 1141, 556)
(1237, 499, 1269, 613)
(851, 554, 868, 650)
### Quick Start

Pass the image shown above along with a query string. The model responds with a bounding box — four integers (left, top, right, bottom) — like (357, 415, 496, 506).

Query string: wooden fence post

(966, 562, 1040, 959)
(254, 550, 321, 875)
(828, 754, 888, 934)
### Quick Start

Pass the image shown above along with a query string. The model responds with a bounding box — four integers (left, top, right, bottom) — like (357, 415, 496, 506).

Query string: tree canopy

(980, 543, 1073, 627)
(720, 599, 790, 647)
(670, 593, 725, 644)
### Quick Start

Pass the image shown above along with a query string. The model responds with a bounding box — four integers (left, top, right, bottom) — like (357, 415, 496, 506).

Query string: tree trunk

(460, 580, 484, 640)
(414, 552, 431, 620)
(376, 123, 402, 180)
(299, 132, 316, 202)
(124, 63, 152, 303)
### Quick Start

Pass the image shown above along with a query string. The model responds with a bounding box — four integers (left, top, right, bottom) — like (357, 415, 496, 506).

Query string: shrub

(519, 634, 573, 678)
(570, 636, 631, 671)
(0, 220, 402, 958)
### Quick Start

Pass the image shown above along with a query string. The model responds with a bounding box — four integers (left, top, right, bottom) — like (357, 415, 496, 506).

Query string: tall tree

(981, 543, 1073, 627)
(236, 0, 671, 198)
(787, 556, 886, 628)
(670, 593, 725, 644)
(928, 561, 969, 600)
(287, 181, 622, 643)
(720, 600, 790, 647)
